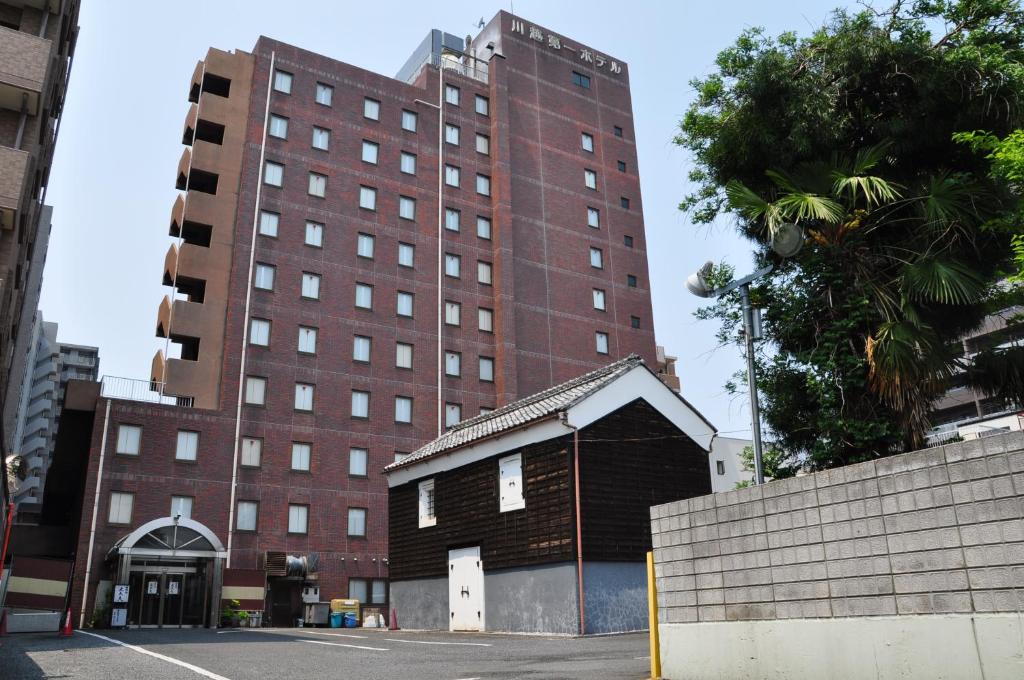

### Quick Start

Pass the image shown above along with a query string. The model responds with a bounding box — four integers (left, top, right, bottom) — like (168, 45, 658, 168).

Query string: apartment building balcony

(0, 144, 30, 230)
(21, 435, 47, 455)
(13, 475, 40, 498)
(24, 455, 43, 471)
(101, 374, 194, 408)
(0, 25, 50, 116)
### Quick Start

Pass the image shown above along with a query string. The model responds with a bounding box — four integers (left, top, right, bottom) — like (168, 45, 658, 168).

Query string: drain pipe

(561, 412, 585, 635)
(78, 398, 111, 627)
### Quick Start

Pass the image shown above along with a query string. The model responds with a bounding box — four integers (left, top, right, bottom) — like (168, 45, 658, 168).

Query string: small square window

(170, 496, 192, 519)
(291, 441, 311, 469)
(396, 342, 413, 369)
(108, 491, 134, 525)
(359, 186, 377, 210)
(357, 233, 375, 259)
(308, 172, 327, 198)
(617, 160, 626, 172)
(249, 318, 270, 346)
(445, 403, 461, 428)
(298, 326, 317, 354)
(400, 152, 416, 175)
(475, 94, 489, 116)
(305, 221, 324, 248)
(259, 210, 279, 237)
(237, 500, 258, 531)
(176, 430, 199, 460)
(478, 307, 493, 332)
(445, 208, 460, 232)
(288, 504, 309, 534)
(716, 460, 726, 475)
(445, 301, 461, 326)
(312, 126, 330, 151)
(445, 351, 461, 377)
(241, 437, 262, 467)
(294, 384, 314, 411)
(584, 169, 597, 190)
(445, 165, 460, 187)
(590, 247, 603, 269)
(254, 263, 275, 290)
(350, 448, 369, 477)
(116, 424, 141, 455)
(364, 97, 380, 120)
(624, 235, 634, 248)
(315, 82, 333, 106)
(395, 396, 413, 423)
(397, 291, 414, 318)
(301, 272, 321, 299)
(621, 197, 631, 209)
(351, 390, 370, 418)
(399, 196, 416, 221)
(445, 85, 460, 105)
(362, 140, 379, 164)
(245, 376, 267, 405)
(273, 70, 292, 94)
(572, 71, 591, 89)
(401, 109, 418, 132)
(631, 316, 641, 329)
(593, 289, 606, 310)
(348, 508, 367, 537)
(268, 114, 288, 139)
(355, 283, 373, 309)
(477, 216, 492, 240)
(445, 124, 460, 145)
(581, 132, 594, 152)
(478, 261, 492, 285)
(476, 174, 491, 196)
(398, 242, 415, 268)
(479, 356, 494, 382)
(627, 274, 638, 288)
(596, 332, 609, 354)
(613, 125, 623, 137)
(264, 161, 283, 187)
(476, 134, 490, 155)
(445, 253, 461, 279)
(587, 207, 599, 229)
(353, 335, 371, 363)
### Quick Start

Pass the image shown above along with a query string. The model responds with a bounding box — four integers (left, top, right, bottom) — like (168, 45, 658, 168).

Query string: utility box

(304, 602, 330, 626)
(301, 585, 320, 603)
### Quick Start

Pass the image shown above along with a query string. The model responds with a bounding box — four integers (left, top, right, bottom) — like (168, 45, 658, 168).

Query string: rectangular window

(316, 82, 333, 106)
(288, 504, 309, 534)
(614, 125, 623, 137)
(624, 235, 634, 248)
(475, 94, 489, 116)
(418, 479, 436, 528)
(245, 376, 267, 405)
(396, 342, 413, 369)
(241, 437, 262, 467)
(445, 403, 461, 428)
(716, 460, 726, 475)
(298, 326, 317, 354)
(291, 442, 311, 470)
(477, 261, 492, 285)
(348, 508, 367, 537)
(301, 273, 321, 299)
(596, 331, 609, 354)
(445, 351, 461, 377)
(349, 579, 368, 603)
(400, 151, 416, 175)
(398, 242, 415, 267)
(478, 307, 493, 332)
(175, 430, 199, 461)
(471, 132, 488, 155)
(621, 197, 631, 209)
(499, 453, 525, 511)
(116, 424, 141, 455)
(394, 452, 409, 463)
(479, 356, 495, 382)
(273, 70, 292, 94)
(445, 253, 461, 278)
(445, 165, 460, 187)
(108, 492, 134, 524)
(268, 114, 288, 139)
(351, 390, 369, 418)
(170, 495, 193, 520)
(587, 207, 600, 228)
(362, 140, 379, 164)
(264, 161, 283, 187)
(258, 210, 279, 237)
(631, 315, 641, 329)
(581, 132, 594, 152)
(237, 501, 258, 531)
(593, 289, 606, 310)
(364, 97, 380, 120)
(476, 174, 491, 196)
(357, 233, 375, 259)
(480, 407, 494, 416)
(305, 221, 323, 247)
(617, 160, 627, 172)
(627, 274, 638, 288)
(312, 126, 330, 150)
(360, 186, 377, 210)
(590, 247, 603, 269)
(349, 448, 368, 477)
(353, 335, 371, 363)
(308, 172, 327, 198)
(445, 84, 460, 105)
(294, 384, 314, 412)
(477, 216, 492, 240)
(401, 109, 418, 132)
(399, 196, 416, 220)
(584, 169, 597, 190)
(355, 283, 373, 309)
(572, 71, 591, 89)
(445, 301, 461, 326)
(395, 396, 413, 423)
(445, 124, 460, 145)
(445, 208, 460, 232)
(396, 291, 414, 318)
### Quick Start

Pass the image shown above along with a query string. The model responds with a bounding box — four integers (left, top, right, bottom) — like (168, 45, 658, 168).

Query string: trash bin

(343, 612, 358, 628)
(330, 612, 343, 628)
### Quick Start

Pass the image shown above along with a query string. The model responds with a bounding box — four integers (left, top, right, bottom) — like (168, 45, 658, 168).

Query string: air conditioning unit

(302, 585, 320, 603)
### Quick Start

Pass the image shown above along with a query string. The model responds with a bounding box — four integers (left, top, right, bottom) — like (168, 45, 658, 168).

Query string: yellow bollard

(647, 550, 661, 679)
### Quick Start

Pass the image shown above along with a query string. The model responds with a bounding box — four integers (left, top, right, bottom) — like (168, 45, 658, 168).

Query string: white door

(448, 546, 483, 631)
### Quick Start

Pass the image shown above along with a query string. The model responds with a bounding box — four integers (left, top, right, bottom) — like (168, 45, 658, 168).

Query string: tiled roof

(384, 354, 646, 473)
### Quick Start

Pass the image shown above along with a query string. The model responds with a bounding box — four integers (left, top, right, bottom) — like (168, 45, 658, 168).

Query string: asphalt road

(1, 627, 651, 680)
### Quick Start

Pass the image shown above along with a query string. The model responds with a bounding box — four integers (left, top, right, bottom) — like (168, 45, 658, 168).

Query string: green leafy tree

(735, 444, 800, 488)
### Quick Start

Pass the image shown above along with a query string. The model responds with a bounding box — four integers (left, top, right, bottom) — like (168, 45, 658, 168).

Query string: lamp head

(686, 261, 716, 298)
(771, 223, 804, 258)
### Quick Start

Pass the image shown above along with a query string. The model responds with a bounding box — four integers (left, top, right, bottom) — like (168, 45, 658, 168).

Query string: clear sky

(40, 0, 854, 438)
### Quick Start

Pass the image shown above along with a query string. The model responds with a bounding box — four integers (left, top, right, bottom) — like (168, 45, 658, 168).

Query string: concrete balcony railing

(0, 145, 30, 222)
(0, 25, 50, 116)
(25, 455, 44, 471)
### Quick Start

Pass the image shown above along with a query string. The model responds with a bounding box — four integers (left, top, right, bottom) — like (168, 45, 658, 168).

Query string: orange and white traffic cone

(59, 608, 73, 637)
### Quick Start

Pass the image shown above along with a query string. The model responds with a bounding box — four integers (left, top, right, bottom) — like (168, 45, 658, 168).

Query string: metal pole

(740, 284, 765, 485)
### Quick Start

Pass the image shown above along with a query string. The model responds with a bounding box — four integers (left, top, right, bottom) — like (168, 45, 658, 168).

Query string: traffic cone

(389, 607, 399, 631)
(59, 608, 73, 637)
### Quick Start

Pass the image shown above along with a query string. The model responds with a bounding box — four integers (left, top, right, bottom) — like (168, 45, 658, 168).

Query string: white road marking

(383, 638, 492, 647)
(294, 630, 368, 639)
(216, 630, 243, 634)
(301, 639, 389, 652)
(76, 630, 231, 680)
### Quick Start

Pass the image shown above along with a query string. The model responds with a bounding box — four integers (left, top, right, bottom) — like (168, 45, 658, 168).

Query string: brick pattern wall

(650, 431, 1024, 623)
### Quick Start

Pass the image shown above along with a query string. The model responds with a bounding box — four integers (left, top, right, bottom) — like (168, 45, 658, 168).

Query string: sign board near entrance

(146, 580, 158, 595)
(111, 607, 127, 627)
(113, 584, 129, 603)
(168, 581, 179, 595)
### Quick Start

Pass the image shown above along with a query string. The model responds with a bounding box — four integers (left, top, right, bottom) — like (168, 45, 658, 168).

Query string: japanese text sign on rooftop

(510, 18, 622, 75)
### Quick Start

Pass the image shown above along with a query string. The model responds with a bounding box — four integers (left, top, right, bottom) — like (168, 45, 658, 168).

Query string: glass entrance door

(139, 572, 163, 626)
(161, 574, 184, 627)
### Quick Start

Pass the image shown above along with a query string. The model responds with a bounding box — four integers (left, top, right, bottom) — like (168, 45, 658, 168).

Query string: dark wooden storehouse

(384, 355, 716, 634)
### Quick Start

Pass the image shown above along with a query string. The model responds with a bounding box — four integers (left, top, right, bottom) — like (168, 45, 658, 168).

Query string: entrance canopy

(108, 517, 227, 560)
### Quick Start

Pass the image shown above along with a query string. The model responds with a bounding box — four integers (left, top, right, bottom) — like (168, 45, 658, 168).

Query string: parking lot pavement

(1, 627, 651, 680)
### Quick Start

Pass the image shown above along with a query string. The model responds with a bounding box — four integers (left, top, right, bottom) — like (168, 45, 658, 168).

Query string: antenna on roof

(476, 17, 485, 29)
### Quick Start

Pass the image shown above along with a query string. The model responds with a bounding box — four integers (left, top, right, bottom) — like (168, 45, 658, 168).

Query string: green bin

(329, 612, 343, 628)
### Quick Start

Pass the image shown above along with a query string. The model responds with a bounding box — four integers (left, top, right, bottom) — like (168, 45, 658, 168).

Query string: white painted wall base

(6, 611, 61, 633)
(659, 614, 1024, 680)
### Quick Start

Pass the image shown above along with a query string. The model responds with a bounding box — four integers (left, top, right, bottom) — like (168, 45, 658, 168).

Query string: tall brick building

(70, 11, 659, 628)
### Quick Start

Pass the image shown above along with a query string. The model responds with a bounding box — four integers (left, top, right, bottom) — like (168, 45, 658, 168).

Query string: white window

(445, 351, 460, 377)
(305, 221, 323, 247)
(259, 210, 279, 237)
(359, 186, 377, 210)
(349, 579, 368, 602)
(480, 407, 494, 416)
(445, 84, 460, 105)
(364, 97, 380, 120)
(108, 492, 133, 524)
(401, 109, 418, 132)
(268, 114, 288, 139)
(395, 396, 413, 423)
(476, 134, 490, 155)
(116, 424, 141, 455)
(593, 289, 606, 310)
(475, 94, 489, 115)
(584, 169, 597, 189)
(396, 342, 413, 369)
(372, 579, 387, 603)
(445, 253, 461, 278)
(315, 82, 333, 106)
(445, 165, 460, 187)
(478, 261, 492, 285)
(445, 403, 461, 428)
(175, 430, 199, 461)
(288, 504, 309, 534)
(348, 508, 367, 536)
(308, 172, 326, 197)
(351, 390, 370, 418)
(312, 126, 330, 150)
(581, 132, 594, 152)
(349, 448, 368, 477)
(273, 70, 292, 94)
(241, 437, 262, 467)
(237, 501, 258, 531)
(445, 124, 460, 145)
(264, 161, 283, 187)
(362, 140, 379, 164)
(353, 335, 371, 362)
(445, 301, 461, 326)
(301, 273, 321, 299)
(398, 242, 415, 267)
(357, 233, 375, 259)
(418, 479, 436, 528)
(587, 207, 600, 228)
(596, 331, 609, 354)
(476, 174, 491, 196)
(499, 453, 525, 512)
(445, 208, 460, 232)
(294, 383, 314, 411)
(590, 247, 603, 269)
(478, 307, 493, 332)
(170, 496, 193, 520)
(245, 376, 267, 405)
(479, 356, 494, 382)
(355, 283, 373, 309)
(291, 442, 311, 470)
(399, 196, 416, 220)
(397, 291, 414, 317)
(400, 152, 416, 175)
(298, 326, 317, 354)
(394, 452, 409, 463)
(254, 263, 275, 290)
(477, 216, 491, 239)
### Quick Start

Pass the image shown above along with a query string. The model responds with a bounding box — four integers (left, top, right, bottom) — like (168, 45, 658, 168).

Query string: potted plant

(220, 599, 244, 627)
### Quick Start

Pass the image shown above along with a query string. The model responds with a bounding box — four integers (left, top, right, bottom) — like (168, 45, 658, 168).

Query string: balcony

(0, 25, 50, 116)
(0, 145, 30, 229)
(101, 375, 194, 408)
